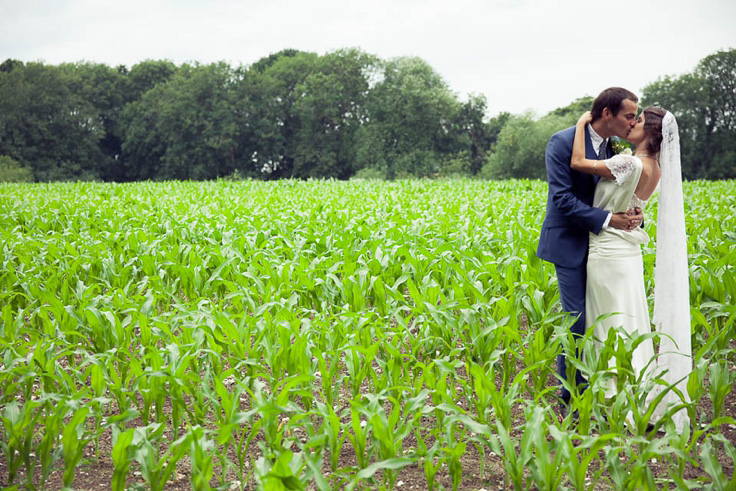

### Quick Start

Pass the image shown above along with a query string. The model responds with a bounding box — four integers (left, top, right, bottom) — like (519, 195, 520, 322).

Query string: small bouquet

(611, 137, 633, 155)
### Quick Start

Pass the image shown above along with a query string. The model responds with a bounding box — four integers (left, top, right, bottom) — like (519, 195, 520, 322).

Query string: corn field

(1, 179, 735, 490)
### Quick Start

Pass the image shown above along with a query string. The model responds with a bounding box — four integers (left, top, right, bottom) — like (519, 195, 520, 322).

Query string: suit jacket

(537, 125, 611, 268)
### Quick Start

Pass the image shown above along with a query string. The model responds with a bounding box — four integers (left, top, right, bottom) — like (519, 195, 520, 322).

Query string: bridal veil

(651, 112, 692, 431)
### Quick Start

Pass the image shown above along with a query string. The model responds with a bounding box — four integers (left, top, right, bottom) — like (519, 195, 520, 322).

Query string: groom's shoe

(559, 404, 579, 423)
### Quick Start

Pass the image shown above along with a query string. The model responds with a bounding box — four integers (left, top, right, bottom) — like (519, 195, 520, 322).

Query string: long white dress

(587, 154, 692, 431)
(586, 154, 655, 396)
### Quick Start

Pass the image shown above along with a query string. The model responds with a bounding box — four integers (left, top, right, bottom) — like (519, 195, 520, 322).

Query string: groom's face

(608, 99, 639, 139)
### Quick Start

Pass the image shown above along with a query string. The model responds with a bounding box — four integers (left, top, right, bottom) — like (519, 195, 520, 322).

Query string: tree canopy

(0, 48, 733, 182)
(641, 49, 736, 179)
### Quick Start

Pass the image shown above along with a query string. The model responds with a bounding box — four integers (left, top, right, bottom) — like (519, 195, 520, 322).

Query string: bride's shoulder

(605, 154, 640, 185)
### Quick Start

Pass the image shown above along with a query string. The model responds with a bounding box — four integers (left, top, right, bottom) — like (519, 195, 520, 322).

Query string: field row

(1, 179, 735, 490)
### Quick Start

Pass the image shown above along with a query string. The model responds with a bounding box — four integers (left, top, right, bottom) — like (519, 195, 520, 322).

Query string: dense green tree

(548, 96, 594, 120)
(643, 74, 712, 178)
(0, 155, 34, 182)
(0, 62, 105, 181)
(290, 49, 378, 178)
(235, 48, 378, 180)
(440, 94, 485, 175)
(59, 62, 128, 180)
(120, 62, 241, 180)
(481, 113, 569, 180)
(455, 98, 512, 175)
(355, 57, 461, 179)
(106, 60, 181, 180)
(485, 111, 512, 146)
(0, 59, 24, 73)
(233, 50, 317, 179)
(0, 48, 731, 182)
(124, 60, 179, 102)
(697, 49, 736, 132)
(250, 49, 302, 74)
(642, 48, 736, 179)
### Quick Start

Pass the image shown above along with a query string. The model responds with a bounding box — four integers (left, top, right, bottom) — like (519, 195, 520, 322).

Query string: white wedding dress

(587, 153, 691, 431)
(586, 154, 655, 396)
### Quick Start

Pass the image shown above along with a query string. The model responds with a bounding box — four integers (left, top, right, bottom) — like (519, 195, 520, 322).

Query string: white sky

(2, 0, 735, 117)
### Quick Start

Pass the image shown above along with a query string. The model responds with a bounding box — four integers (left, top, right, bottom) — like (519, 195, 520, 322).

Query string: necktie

(598, 141, 607, 160)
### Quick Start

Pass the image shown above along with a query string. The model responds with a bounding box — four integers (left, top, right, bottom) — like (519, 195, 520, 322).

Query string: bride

(570, 107, 691, 432)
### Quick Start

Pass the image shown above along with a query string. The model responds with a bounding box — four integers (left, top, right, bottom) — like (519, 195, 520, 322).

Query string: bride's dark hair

(643, 106, 667, 154)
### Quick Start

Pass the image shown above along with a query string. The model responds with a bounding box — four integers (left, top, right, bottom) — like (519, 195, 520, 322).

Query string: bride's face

(627, 113, 647, 146)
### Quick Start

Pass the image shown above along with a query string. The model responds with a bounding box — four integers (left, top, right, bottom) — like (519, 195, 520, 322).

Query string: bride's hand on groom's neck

(577, 111, 593, 127)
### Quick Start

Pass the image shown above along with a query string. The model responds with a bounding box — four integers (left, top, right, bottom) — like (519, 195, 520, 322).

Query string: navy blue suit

(537, 125, 611, 405)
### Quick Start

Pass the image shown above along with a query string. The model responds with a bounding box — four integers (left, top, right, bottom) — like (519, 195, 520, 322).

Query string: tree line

(0, 48, 734, 182)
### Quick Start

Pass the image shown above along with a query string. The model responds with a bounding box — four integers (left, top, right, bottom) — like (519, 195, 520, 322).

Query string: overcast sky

(2, 0, 735, 116)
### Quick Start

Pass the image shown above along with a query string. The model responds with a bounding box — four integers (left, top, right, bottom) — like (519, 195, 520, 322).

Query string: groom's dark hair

(590, 87, 638, 121)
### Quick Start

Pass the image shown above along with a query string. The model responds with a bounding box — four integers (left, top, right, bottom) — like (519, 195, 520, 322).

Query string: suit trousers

(555, 263, 588, 405)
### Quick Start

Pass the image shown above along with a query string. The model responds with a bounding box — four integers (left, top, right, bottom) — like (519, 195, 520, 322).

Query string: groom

(537, 87, 643, 418)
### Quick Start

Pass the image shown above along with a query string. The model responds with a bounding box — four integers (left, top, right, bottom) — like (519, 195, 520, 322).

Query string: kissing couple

(537, 87, 691, 432)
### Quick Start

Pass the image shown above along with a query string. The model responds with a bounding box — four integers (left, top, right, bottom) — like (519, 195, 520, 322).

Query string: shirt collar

(587, 124, 607, 150)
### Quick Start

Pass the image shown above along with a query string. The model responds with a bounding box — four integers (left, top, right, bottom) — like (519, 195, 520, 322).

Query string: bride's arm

(571, 112, 615, 180)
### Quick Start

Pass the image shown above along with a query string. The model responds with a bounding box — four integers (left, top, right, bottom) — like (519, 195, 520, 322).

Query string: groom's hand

(610, 208, 643, 231)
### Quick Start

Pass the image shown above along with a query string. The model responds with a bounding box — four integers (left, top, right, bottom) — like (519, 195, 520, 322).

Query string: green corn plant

(302, 440, 335, 491)
(468, 362, 494, 428)
(355, 392, 416, 489)
(36, 397, 66, 490)
(81, 354, 110, 457)
(61, 405, 93, 488)
(414, 428, 441, 491)
(1, 400, 41, 486)
(233, 411, 262, 484)
(687, 352, 709, 415)
(104, 351, 135, 418)
(314, 349, 342, 408)
(344, 344, 377, 399)
(702, 433, 736, 490)
(254, 449, 308, 491)
(663, 422, 699, 487)
(518, 315, 559, 398)
(376, 340, 411, 401)
(622, 443, 660, 490)
(346, 402, 371, 470)
(243, 377, 306, 461)
(314, 401, 347, 472)
(443, 436, 466, 491)
(111, 427, 135, 491)
(548, 426, 614, 491)
(602, 442, 635, 490)
(208, 369, 249, 485)
(519, 405, 567, 491)
(487, 358, 521, 432)
(707, 358, 733, 420)
(490, 420, 524, 490)
(345, 457, 414, 491)
(0, 304, 26, 342)
(189, 425, 215, 491)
